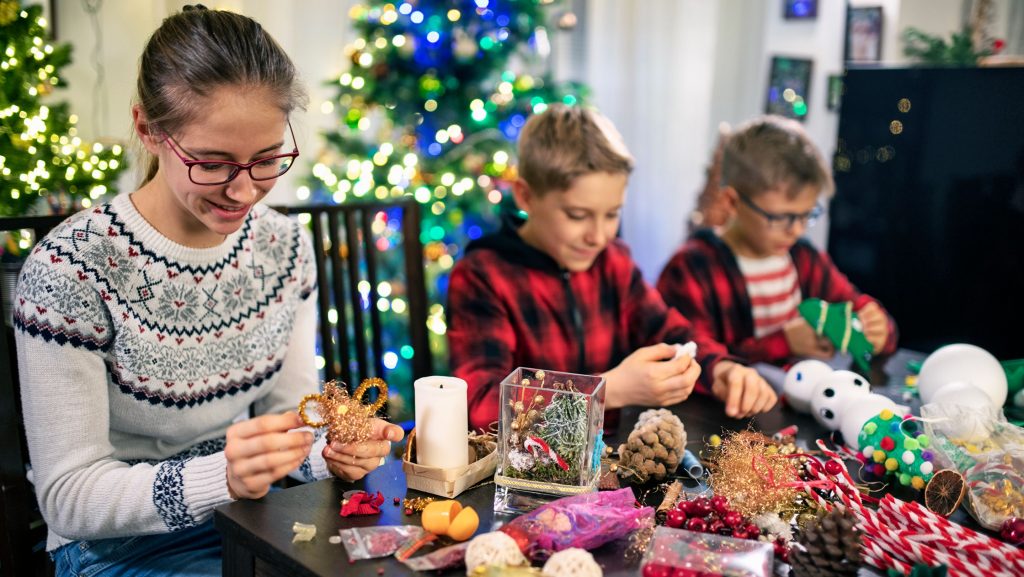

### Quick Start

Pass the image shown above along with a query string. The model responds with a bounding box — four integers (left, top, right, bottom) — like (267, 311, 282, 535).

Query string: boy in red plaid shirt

(447, 105, 777, 433)
(657, 115, 897, 366)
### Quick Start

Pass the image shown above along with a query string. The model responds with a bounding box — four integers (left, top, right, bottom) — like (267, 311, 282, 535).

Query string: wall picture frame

(827, 74, 844, 111)
(765, 56, 813, 121)
(846, 6, 884, 63)
(784, 0, 818, 20)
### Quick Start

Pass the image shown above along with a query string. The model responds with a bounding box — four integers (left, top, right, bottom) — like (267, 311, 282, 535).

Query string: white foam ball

(918, 344, 1007, 407)
(840, 394, 898, 450)
(783, 360, 833, 413)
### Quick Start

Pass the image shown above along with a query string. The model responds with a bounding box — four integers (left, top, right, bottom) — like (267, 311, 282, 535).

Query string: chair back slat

(274, 200, 432, 391)
(360, 208, 386, 381)
(402, 201, 431, 379)
(325, 211, 353, 387)
(1, 213, 66, 577)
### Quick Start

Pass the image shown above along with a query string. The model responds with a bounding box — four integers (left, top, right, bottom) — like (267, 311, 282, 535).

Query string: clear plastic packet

(499, 487, 654, 560)
(641, 526, 774, 577)
(338, 525, 428, 560)
(921, 402, 1024, 529)
(397, 540, 469, 571)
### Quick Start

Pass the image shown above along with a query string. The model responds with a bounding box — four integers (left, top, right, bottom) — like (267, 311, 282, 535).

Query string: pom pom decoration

(541, 548, 602, 577)
(856, 411, 934, 488)
(298, 379, 388, 444)
(465, 531, 529, 575)
(617, 408, 686, 482)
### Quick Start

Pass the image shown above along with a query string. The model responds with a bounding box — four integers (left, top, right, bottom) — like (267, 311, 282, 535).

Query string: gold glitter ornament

(708, 430, 800, 517)
(298, 379, 388, 444)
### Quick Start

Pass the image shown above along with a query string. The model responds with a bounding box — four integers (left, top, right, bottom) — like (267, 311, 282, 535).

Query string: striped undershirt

(736, 254, 802, 338)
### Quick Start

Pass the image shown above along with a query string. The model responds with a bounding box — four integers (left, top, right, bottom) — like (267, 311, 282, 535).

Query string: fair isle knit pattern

(14, 194, 331, 550)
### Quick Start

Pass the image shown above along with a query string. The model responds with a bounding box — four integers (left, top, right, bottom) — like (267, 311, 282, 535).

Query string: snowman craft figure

(786, 363, 934, 487)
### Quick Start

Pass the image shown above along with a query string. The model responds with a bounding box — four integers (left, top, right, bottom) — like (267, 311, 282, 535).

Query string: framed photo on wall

(827, 74, 844, 111)
(784, 0, 818, 20)
(765, 56, 813, 121)
(846, 6, 883, 63)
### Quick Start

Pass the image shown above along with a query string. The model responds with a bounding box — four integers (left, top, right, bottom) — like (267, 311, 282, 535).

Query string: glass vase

(493, 367, 606, 514)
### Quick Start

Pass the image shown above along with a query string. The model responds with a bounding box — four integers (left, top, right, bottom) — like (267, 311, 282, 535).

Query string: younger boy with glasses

(657, 115, 897, 365)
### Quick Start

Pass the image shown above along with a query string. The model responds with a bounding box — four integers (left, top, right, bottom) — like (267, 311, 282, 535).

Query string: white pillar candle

(414, 376, 469, 469)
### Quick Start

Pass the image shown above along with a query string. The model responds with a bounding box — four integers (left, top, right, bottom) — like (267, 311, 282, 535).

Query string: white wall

(52, 0, 357, 204)
(50, 0, 984, 279)
(585, 0, 721, 280)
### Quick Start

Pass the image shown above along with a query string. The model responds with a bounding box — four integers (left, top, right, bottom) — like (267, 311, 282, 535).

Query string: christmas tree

(305, 0, 585, 417)
(0, 0, 126, 223)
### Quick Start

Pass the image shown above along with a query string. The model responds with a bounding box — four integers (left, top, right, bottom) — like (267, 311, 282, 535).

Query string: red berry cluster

(1000, 517, 1024, 545)
(665, 495, 761, 541)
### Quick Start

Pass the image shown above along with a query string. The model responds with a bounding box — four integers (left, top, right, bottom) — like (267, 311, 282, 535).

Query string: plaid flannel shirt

(656, 229, 898, 365)
(447, 222, 734, 432)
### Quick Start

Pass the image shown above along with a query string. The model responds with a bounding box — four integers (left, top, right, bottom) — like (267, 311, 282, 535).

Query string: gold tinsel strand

(708, 430, 800, 517)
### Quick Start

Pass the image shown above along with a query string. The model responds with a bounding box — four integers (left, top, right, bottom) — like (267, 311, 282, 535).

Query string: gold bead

(511, 421, 520, 431)
(535, 370, 546, 380)
(533, 394, 544, 405)
(514, 401, 524, 413)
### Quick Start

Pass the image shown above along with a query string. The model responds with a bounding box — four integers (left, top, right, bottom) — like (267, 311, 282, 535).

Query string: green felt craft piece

(798, 298, 874, 372)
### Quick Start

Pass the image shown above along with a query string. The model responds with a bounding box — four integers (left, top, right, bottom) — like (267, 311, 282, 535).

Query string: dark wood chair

(1, 214, 66, 577)
(273, 200, 432, 392)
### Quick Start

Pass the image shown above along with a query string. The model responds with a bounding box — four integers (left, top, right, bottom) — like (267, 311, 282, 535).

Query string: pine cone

(789, 507, 862, 577)
(617, 409, 686, 482)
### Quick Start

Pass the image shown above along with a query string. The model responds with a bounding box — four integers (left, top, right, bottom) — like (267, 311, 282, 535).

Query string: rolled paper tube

(414, 376, 469, 469)
(656, 480, 684, 523)
(681, 450, 704, 479)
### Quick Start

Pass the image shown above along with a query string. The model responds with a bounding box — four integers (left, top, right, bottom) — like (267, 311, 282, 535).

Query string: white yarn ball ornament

(542, 548, 603, 577)
(464, 531, 528, 575)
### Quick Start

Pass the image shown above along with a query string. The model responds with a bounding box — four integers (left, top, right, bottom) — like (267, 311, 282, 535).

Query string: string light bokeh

(0, 1, 126, 224)
(303, 0, 585, 417)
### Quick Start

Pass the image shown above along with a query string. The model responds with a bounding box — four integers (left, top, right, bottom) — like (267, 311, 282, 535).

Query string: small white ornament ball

(918, 344, 1007, 407)
(783, 360, 834, 413)
(542, 548, 603, 577)
(811, 370, 872, 430)
(465, 531, 528, 575)
(842, 393, 899, 450)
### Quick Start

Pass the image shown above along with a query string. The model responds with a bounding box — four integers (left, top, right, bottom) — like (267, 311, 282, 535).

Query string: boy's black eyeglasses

(162, 120, 299, 186)
(738, 193, 822, 230)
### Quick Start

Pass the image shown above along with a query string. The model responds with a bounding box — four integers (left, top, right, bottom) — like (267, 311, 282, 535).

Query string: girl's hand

(225, 412, 313, 499)
(323, 419, 404, 482)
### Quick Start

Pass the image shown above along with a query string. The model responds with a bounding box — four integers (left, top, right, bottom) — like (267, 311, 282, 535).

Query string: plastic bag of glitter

(339, 525, 428, 560)
(498, 487, 654, 561)
(397, 540, 470, 571)
(640, 526, 773, 577)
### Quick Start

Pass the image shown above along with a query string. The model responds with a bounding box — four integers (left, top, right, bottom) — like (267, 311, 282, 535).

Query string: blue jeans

(51, 520, 221, 577)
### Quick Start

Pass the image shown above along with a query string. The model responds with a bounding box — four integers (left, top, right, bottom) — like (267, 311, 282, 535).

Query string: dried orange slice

(925, 469, 967, 517)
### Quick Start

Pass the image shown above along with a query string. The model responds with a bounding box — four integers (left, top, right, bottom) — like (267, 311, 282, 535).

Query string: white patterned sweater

(14, 194, 331, 551)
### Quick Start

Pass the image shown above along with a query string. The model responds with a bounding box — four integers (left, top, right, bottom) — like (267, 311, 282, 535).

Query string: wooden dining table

(215, 350, 948, 577)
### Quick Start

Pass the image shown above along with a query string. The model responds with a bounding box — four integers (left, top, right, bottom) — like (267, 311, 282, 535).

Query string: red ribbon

(339, 490, 385, 517)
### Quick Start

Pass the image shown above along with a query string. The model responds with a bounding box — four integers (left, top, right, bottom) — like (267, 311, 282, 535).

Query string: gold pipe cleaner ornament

(298, 378, 388, 444)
